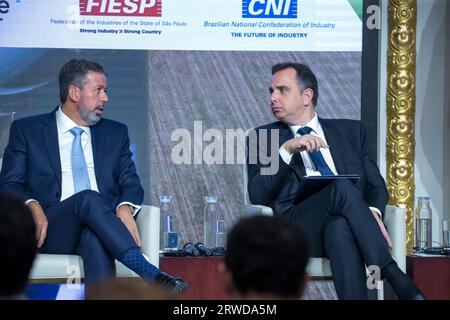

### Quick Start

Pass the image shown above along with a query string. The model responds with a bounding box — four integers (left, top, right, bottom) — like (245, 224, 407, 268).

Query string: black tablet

(293, 174, 360, 205)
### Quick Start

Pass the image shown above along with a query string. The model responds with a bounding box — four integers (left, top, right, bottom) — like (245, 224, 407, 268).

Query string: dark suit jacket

(0, 108, 143, 210)
(247, 118, 388, 218)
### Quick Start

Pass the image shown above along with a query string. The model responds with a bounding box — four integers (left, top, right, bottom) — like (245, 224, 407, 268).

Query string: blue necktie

(297, 126, 334, 176)
(70, 127, 91, 193)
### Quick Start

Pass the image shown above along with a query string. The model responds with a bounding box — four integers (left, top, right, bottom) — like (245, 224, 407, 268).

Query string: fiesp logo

(79, 0, 161, 17)
(242, 0, 297, 19)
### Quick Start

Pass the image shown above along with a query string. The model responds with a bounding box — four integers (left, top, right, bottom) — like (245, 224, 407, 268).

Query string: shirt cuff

(117, 202, 141, 217)
(25, 199, 39, 206)
(369, 206, 382, 219)
(279, 146, 293, 165)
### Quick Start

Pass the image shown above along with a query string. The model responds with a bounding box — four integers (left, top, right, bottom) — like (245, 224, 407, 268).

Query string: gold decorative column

(386, 0, 417, 253)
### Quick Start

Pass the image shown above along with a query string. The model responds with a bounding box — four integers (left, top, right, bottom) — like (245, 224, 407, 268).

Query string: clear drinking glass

(215, 220, 227, 249)
(442, 219, 449, 249)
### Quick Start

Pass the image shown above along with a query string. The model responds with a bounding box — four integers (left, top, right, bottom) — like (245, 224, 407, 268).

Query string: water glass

(443, 219, 449, 249)
(215, 220, 227, 249)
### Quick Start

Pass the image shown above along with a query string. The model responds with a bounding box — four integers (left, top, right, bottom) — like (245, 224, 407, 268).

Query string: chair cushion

(307, 257, 332, 277)
(30, 254, 139, 280)
(30, 254, 83, 279)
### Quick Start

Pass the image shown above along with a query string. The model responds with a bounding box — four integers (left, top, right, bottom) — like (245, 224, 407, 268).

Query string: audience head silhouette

(222, 215, 309, 299)
(0, 193, 36, 299)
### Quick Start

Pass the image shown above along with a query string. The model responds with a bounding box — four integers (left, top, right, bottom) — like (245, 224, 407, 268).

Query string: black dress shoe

(172, 278, 188, 294)
(154, 272, 188, 294)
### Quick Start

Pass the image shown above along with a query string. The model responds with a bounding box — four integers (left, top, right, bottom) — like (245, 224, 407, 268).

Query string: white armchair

(29, 205, 160, 282)
(243, 165, 406, 299)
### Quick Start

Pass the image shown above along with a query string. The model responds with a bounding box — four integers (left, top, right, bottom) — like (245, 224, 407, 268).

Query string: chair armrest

(245, 204, 274, 216)
(136, 205, 160, 268)
(384, 204, 406, 272)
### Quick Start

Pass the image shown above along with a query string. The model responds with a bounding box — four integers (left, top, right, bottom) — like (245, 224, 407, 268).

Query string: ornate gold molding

(386, 0, 417, 254)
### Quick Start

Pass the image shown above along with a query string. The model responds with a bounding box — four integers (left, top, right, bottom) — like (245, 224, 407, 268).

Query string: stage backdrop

(0, 0, 363, 245)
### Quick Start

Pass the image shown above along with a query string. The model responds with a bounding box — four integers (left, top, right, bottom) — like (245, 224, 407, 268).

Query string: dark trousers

(287, 179, 393, 299)
(40, 190, 137, 284)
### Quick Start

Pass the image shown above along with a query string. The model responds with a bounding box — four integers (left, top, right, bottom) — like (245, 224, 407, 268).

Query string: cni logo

(79, 0, 161, 17)
(242, 0, 297, 19)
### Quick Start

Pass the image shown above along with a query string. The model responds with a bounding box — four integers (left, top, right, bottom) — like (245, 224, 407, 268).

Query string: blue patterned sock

(119, 248, 160, 280)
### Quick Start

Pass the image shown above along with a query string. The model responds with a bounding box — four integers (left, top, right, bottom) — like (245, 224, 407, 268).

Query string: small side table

(406, 254, 450, 300)
(160, 256, 230, 300)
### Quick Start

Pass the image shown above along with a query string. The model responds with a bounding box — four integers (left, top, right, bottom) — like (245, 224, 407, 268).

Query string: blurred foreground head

(0, 193, 36, 298)
(222, 215, 309, 299)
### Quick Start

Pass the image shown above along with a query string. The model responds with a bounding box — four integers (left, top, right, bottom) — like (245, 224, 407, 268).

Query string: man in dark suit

(0, 59, 186, 293)
(247, 62, 424, 299)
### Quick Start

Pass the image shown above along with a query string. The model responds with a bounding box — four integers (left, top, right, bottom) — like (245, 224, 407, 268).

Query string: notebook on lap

(293, 174, 360, 205)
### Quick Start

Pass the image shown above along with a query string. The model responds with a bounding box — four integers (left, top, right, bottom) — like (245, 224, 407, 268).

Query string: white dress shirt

(279, 113, 338, 176)
(278, 113, 381, 217)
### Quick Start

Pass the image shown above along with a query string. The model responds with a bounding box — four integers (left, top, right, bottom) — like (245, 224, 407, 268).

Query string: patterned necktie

(70, 127, 91, 193)
(297, 126, 334, 176)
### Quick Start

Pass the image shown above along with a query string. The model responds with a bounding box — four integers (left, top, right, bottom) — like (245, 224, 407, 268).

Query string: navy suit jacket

(247, 118, 388, 218)
(0, 108, 143, 210)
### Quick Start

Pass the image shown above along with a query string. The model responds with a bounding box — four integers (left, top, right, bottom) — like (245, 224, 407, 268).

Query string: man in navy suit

(0, 59, 186, 293)
(247, 62, 424, 299)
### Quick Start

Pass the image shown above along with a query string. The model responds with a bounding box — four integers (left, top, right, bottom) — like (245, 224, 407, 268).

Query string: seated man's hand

(117, 204, 142, 247)
(282, 135, 328, 154)
(28, 201, 48, 248)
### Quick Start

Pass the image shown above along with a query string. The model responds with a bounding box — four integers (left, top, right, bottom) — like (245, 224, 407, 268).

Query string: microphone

(211, 247, 225, 256)
(163, 248, 188, 257)
(195, 242, 212, 256)
(183, 242, 200, 256)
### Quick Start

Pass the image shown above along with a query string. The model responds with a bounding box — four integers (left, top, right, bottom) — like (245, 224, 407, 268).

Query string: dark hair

(272, 62, 319, 106)
(59, 58, 105, 103)
(0, 193, 36, 295)
(225, 215, 309, 298)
